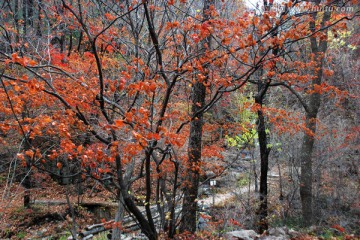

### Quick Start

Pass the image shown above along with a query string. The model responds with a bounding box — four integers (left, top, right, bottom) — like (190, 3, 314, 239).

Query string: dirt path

(200, 185, 255, 207)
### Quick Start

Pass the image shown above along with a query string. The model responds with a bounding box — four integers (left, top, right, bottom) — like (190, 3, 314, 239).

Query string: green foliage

(93, 231, 110, 240)
(329, 30, 357, 50)
(225, 92, 273, 149)
(266, 142, 282, 151)
(16, 231, 26, 239)
(320, 229, 336, 240)
(226, 128, 258, 148)
(270, 216, 303, 230)
(59, 234, 71, 240)
(237, 173, 250, 187)
(237, 93, 257, 130)
(0, 174, 6, 184)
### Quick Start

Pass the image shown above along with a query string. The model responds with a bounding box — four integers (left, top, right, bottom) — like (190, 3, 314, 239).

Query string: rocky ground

(0, 150, 358, 239)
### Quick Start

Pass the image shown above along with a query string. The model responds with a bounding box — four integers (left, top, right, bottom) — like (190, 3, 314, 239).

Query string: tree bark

(300, 114, 316, 226)
(22, 0, 27, 37)
(112, 196, 124, 240)
(299, 3, 330, 226)
(180, 75, 206, 233)
(14, 0, 20, 43)
(255, 86, 270, 233)
(115, 153, 157, 240)
(180, 0, 213, 233)
(23, 138, 32, 208)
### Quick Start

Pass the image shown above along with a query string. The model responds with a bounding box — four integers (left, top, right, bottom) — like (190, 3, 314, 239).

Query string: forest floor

(0, 173, 115, 239)
(0, 174, 239, 239)
(0, 168, 358, 239)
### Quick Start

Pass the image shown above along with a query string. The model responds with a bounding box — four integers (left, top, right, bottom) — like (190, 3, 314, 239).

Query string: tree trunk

(21, 119, 32, 209)
(299, 5, 330, 226)
(14, 0, 20, 43)
(22, 0, 27, 37)
(23, 162, 31, 208)
(112, 197, 125, 240)
(36, 0, 42, 36)
(180, 0, 213, 233)
(23, 141, 32, 208)
(180, 76, 206, 233)
(300, 114, 316, 226)
(168, 161, 179, 238)
(255, 93, 270, 233)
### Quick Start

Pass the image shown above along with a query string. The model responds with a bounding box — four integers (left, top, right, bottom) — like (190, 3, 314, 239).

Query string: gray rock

(122, 233, 148, 240)
(288, 228, 300, 238)
(268, 227, 287, 237)
(198, 216, 208, 230)
(225, 230, 259, 240)
(259, 236, 287, 240)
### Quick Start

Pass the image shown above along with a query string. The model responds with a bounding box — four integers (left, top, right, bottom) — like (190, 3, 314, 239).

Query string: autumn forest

(0, 0, 359, 239)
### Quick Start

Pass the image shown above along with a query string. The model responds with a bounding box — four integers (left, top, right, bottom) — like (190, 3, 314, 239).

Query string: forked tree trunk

(299, 2, 330, 225)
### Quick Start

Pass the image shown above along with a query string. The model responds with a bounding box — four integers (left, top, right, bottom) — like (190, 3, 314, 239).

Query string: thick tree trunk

(180, 0, 213, 234)
(300, 114, 316, 226)
(257, 110, 269, 232)
(112, 197, 124, 240)
(299, 5, 330, 226)
(180, 78, 206, 233)
(255, 93, 270, 233)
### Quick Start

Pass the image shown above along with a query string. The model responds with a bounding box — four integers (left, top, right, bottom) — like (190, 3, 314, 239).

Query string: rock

(67, 235, 79, 240)
(268, 227, 287, 237)
(82, 234, 94, 240)
(121, 233, 148, 240)
(259, 237, 286, 240)
(258, 227, 293, 240)
(36, 229, 46, 237)
(225, 230, 259, 240)
(288, 228, 300, 238)
(132, 233, 148, 239)
(198, 216, 208, 230)
(55, 223, 65, 231)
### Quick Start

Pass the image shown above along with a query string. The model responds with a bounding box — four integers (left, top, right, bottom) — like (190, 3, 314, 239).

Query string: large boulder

(259, 227, 300, 240)
(225, 230, 258, 240)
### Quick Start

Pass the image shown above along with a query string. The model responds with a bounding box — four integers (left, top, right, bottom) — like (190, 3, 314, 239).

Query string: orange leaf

(114, 119, 124, 127)
(25, 150, 34, 158)
(29, 60, 37, 66)
(4, 59, 12, 65)
(56, 162, 63, 169)
(77, 145, 83, 153)
(104, 12, 116, 21)
(17, 153, 25, 160)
